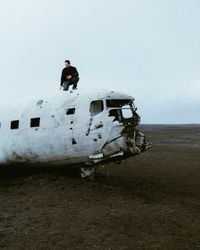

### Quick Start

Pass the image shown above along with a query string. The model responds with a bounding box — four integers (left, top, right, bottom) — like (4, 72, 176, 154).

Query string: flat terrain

(0, 125, 200, 250)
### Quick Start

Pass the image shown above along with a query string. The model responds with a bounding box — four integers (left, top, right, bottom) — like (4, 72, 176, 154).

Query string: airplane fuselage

(0, 89, 150, 176)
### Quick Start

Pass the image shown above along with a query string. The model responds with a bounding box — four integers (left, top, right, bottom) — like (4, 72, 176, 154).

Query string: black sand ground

(0, 125, 200, 250)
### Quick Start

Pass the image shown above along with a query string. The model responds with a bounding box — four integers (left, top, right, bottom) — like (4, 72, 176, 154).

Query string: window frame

(30, 117, 40, 128)
(10, 120, 19, 130)
(89, 100, 104, 116)
(66, 108, 76, 115)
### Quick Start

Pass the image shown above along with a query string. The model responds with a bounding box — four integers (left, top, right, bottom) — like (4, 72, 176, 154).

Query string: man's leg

(63, 81, 70, 91)
(72, 77, 79, 90)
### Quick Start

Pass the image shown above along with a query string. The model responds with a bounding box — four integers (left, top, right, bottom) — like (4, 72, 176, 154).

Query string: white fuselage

(0, 89, 148, 167)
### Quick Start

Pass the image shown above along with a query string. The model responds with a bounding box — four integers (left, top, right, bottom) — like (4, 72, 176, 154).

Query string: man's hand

(67, 75, 72, 80)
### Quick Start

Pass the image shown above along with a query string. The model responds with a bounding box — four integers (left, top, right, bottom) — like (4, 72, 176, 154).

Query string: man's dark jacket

(60, 66, 79, 86)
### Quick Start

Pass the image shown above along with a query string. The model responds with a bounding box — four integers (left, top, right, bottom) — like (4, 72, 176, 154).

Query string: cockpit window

(122, 105, 133, 119)
(90, 100, 104, 116)
(106, 99, 132, 108)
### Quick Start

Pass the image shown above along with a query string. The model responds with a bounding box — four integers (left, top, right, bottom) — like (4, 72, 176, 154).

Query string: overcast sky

(0, 0, 199, 123)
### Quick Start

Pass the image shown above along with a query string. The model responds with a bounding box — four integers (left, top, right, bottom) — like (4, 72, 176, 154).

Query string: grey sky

(0, 0, 199, 123)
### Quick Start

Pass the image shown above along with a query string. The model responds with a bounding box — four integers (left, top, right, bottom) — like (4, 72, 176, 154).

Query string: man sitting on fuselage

(60, 60, 79, 91)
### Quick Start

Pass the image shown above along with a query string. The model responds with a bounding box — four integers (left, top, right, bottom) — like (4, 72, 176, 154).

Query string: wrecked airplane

(0, 89, 151, 177)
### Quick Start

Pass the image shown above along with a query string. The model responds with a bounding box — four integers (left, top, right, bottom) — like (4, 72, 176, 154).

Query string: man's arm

(72, 67, 79, 78)
(60, 68, 65, 86)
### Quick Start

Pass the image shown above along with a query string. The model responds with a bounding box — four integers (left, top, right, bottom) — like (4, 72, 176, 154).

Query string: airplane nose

(121, 112, 151, 154)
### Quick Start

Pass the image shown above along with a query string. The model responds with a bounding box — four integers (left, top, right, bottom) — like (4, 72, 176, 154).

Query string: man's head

(65, 60, 71, 68)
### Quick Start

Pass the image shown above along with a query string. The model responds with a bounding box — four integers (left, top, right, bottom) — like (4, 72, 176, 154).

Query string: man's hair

(65, 60, 70, 64)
